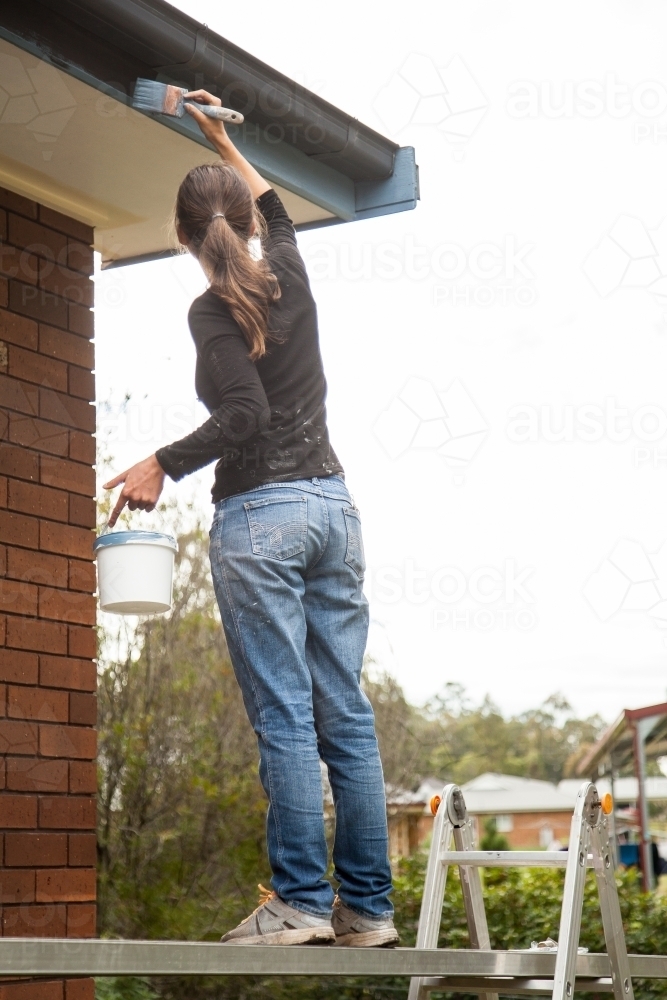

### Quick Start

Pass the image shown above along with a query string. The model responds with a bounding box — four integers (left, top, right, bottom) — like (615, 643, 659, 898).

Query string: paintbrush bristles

(133, 79, 185, 117)
(132, 78, 245, 124)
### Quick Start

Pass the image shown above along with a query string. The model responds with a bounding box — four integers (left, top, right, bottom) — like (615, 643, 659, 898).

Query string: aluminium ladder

(408, 781, 634, 1000)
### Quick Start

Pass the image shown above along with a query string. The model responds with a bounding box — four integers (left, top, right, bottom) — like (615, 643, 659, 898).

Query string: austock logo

(373, 53, 487, 157)
(0, 51, 76, 160)
(584, 539, 667, 643)
(583, 215, 667, 308)
(367, 558, 537, 633)
(373, 376, 488, 484)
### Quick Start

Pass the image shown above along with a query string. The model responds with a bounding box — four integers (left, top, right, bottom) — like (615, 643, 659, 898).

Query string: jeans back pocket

(244, 496, 308, 560)
(343, 507, 365, 579)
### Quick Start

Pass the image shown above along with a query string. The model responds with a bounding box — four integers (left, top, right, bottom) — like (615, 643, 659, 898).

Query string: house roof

(0, 0, 418, 265)
(459, 772, 576, 814)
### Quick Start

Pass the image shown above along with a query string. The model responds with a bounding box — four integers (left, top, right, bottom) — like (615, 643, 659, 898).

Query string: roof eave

(1, 0, 419, 252)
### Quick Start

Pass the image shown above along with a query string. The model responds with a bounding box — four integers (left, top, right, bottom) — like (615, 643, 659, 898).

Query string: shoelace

(257, 884, 276, 907)
(238, 884, 277, 927)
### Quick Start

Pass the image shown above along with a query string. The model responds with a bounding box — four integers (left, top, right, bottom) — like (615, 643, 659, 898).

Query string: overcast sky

(96, 0, 667, 721)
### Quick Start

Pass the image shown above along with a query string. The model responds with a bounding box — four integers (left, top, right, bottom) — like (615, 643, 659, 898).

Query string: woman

(104, 90, 397, 947)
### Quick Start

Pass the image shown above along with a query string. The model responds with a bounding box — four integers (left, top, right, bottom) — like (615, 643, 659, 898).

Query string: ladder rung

(440, 850, 592, 868)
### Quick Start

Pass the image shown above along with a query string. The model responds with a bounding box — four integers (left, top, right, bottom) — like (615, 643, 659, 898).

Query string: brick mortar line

(2, 200, 93, 239)
(0, 557, 95, 568)
(1, 610, 96, 618)
(8, 257, 95, 279)
(4, 684, 99, 694)
(3, 218, 93, 254)
(0, 680, 98, 686)
(1, 501, 98, 514)
(0, 357, 96, 378)
(1, 513, 97, 530)
(4, 295, 93, 336)
(5, 284, 93, 312)
(5, 423, 97, 438)
(0, 724, 98, 733)
(1, 516, 97, 532)
(0, 787, 98, 791)
(0, 334, 95, 352)
(3, 450, 98, 468)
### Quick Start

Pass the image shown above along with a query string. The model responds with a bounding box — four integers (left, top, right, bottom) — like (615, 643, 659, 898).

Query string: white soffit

(0, 38, 334, 264)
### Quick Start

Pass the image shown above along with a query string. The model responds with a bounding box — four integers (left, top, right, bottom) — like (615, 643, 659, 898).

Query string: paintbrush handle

(186, 102, 244, 124)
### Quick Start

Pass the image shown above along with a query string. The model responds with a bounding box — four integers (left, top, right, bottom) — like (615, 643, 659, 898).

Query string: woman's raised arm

(184, 89, 271, 201)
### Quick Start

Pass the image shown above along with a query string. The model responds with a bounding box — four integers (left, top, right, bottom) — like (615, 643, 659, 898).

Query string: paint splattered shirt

(156, 189, 343, 502)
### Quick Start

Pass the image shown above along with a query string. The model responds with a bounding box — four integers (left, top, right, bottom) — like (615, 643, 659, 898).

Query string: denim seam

(231, 480, 349, 501)
(307, 492, 330, 572)
(236, 480, 324, 496)
(213, 520, 285, 870)
(343, 508, 365, 580)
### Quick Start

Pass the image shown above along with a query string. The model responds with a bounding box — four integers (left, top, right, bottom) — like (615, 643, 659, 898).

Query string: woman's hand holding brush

(184, 90, 271, 200)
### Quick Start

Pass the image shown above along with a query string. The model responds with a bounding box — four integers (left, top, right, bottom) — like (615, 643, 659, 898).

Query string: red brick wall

(0, 186, 96, 1000)
(471, 810, 573, 849)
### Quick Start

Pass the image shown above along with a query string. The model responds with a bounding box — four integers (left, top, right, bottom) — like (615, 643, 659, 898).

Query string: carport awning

(577, 701, 667, 774)
(0, 0, 419, 267)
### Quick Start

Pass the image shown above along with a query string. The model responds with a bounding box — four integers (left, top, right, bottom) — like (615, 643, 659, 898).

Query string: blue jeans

(209, 475, 393, 918)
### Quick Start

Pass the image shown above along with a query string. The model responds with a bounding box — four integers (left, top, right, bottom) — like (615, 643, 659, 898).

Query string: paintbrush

(133, 79, 244, 124)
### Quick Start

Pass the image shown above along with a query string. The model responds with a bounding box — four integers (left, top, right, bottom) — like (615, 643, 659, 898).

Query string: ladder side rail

(416, 790, 455, 949)
(552, 783, 595, 1000)
(590, 816, 634, 1000)
(407, 784, 457, 1000)
(454, 816, 499, 1000)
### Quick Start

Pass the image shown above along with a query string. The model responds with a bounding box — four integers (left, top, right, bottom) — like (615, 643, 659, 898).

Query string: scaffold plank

(0, 942, 665, 979)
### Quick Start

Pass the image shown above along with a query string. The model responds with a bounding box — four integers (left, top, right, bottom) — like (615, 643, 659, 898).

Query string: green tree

(423, 685, 604, 786)
(361, 677, 605, 792)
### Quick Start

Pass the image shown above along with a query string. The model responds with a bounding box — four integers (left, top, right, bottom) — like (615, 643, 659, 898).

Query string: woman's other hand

(104, 455, 166, 528)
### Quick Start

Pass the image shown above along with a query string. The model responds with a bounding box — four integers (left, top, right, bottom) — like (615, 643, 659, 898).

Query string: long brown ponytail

(175, 163, 280, 360)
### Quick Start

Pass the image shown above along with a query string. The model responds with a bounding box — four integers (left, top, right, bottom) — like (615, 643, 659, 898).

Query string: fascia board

(0, 23, 356, 224)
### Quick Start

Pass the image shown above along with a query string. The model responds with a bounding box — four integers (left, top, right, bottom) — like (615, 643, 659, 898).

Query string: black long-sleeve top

(155, 189, 343, 503)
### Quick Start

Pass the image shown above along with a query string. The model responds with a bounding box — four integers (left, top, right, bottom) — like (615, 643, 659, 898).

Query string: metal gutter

(0, 20, 357, 229)
(1, 0, 418, 263)
(8, 0, 399, 182)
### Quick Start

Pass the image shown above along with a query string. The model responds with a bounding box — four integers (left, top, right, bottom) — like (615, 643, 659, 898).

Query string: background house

(460, 773, 576, 849)
(0, 1, 417, 996)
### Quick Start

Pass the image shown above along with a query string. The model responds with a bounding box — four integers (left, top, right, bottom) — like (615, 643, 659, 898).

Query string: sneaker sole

(221, 927, 336, 946)
(334, 929, 400, 948)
